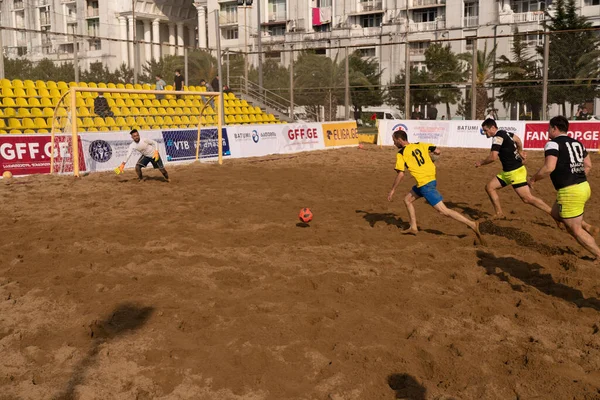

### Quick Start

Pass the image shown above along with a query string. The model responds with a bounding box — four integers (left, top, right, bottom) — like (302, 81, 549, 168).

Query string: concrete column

(188, 25, 196, 49)
(152, 18, 160, 60)
(143, 19, 152, 65)
(168, 23, 176, 55)
(195, 3, 207, 49)
(176, 22, 185, 56)
(119, 16, 128, 67)
(127, 15, 135, 67)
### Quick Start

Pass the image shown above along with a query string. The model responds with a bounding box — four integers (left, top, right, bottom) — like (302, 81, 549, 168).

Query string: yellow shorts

(557, 181, 591, 219)
(497, 165, 528, 188)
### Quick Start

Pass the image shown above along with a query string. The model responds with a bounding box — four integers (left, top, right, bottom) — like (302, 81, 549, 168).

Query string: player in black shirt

(529, 115, 600, 259)
(476, 118, 553, 219)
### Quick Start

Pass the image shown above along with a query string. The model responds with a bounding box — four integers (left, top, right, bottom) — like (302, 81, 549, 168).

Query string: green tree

(249, 59, 290, 102)
(387, 68, 439, 117)
(348, 51, 383, 118)
(496, 30, 543, 120)
(459, 42, 497, 119)
(294, 51, 344, 121)
(3, 58, 33, 81)
(425, 44, 465, 119)
(542, 0, 599, 115)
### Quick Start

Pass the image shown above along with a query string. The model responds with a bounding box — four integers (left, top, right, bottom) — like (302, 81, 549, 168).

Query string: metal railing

(231, 76, 292, 120)
(513, 11, 545, 23)
(463, 16, 479, 27)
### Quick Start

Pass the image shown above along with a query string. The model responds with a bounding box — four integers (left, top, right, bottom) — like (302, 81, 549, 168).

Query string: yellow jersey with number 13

(395, 142, 437, 187)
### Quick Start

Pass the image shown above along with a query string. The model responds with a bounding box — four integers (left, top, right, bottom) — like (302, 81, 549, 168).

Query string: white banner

(228, 125, 280, 158)
(80, 130, 166, 173)
(446, 120, 526, 148)
(277, 123, 325, 154)
(377, 120, 450, 147)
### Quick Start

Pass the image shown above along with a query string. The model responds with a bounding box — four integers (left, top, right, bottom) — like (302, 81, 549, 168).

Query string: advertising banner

(229, 125, 279, 158)
(446, 120, 526, 148)
(0, 135, 86, 176)
(80, 130, 165, 173)
(162, 128, 230, 162)
(277, 123, 325, 154)
(523, 122, 600, 150)
(322, 121, 359, 147)
(377, 120, 449, 147)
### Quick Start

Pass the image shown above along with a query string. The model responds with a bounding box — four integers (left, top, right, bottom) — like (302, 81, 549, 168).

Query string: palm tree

(459, 42, 497, 119)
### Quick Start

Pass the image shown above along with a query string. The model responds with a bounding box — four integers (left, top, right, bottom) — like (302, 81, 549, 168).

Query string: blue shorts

(412, 180, 443, 206)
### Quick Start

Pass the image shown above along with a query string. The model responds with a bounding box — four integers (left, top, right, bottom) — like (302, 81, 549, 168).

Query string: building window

(314, 23, 331, 32)
(357, 47, 376, 57)
(413, 8, 437, 23)
(87, 19, 99, 36)
(40, 6, 51, 26)
(584, 0, 599, 5)
(410, 62, 427, 72)
(315, 48, 327, 55)
(267, 24, 286, 36)
(524, 31, 543, 47)
(222, 27, 239, 40)
(510, 0, 543, 12)
(316, 0, 332, 6)
(409, 41, 430, 55)
(465, 36, 475, 51)
(13, 0, 24, 10)
(360, 13, 382, 27)
(220, 2, 238, 24)
(89, 39, 101, 51)
(59, 43, 74, 54)
(268, 0, 286, 22)
(265, 51, 281, 61)
(86, 0, 99, 17)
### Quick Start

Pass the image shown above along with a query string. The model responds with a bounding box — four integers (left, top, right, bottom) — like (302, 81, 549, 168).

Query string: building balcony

(13, 0, 25, 10)
(463, 16, 479, 27)
(359, 0, 383, 12)
(409, 47, 428, 55)
(40, 17, 52, 26)
(38, 0, 52, 6)
(268, 11, 286, 22)
(87, 8, 100, 18)
(409, 20, 445, 31)
(410, 0, 446, 8)
(61, 0, 76, 3)
(219, 14, 238, 25)
(512, 11, 544, 23)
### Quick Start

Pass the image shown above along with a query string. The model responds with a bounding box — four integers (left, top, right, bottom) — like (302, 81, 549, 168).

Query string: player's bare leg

(135, 165, 144, 181)
(402, 191, 419, 235)
(514, 185, 552, 214)
(552, 203, 600, 259)
(159, 168, 170, 182)
(485, 178, 505, 218)
(582, 220, 599, 237)
(433, 201, 486, 245)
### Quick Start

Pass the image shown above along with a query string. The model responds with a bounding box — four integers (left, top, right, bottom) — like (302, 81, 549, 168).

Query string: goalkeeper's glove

(153, 150, 160, 161)
(118, 162, 125, 173)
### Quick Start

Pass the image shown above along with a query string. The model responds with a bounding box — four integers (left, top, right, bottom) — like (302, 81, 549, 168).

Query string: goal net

(50, 86, 223, 177)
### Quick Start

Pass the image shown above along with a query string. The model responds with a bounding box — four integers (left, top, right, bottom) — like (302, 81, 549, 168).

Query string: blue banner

(162, 128, 231, 162)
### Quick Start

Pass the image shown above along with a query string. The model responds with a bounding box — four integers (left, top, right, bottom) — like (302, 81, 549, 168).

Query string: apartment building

(0, 0, 201, 71)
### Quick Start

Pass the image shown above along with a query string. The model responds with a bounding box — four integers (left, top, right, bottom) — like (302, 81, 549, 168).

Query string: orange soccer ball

(298, 208, 313, 223)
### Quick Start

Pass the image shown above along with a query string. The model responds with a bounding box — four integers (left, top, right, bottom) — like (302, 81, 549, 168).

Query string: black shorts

(136, 155, 164, 169)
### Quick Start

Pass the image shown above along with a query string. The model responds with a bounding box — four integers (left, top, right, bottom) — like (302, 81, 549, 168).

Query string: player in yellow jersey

(387, 129, 485, 244)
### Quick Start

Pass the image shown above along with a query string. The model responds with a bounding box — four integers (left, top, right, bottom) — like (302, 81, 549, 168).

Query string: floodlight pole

(0, 29, 4, 79)
(471, 37, 478, 120)
(72, 25, 79, 83)
(215, 11, 225, 165)
(257, 0, 263, 99)
(132, 0, 138, 84)
(542, 30, 550, 120)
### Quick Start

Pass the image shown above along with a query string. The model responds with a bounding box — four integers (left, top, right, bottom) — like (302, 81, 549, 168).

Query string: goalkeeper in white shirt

(118, 129, 170, 182)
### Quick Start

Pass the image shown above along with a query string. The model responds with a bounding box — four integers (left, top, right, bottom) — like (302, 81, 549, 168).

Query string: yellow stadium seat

(106, 98, 116, 107)
(35, 80, 46, 89)
(135, 116, 146, 126)
(76, 98, 86, 107)
(123, 98, 133, 107)
(192, 99, 201, 107)
(225, 115, 235, 124)
(28, 98, 41, 107)
(49, 89, 61, 98)
(145, 116, 156, 126)
(173, 116, 182, 125)
(207, 115, 217, 124)
(158, 99, 168, 107)
(224, 107, 233, 115)
(85, 98, 94, 107)
(57, 81, 68, 90)
(12, 79, 24, 88)
(0, 130, 7, 134)
(139, 107, 149, 115)
(23, 129, 36, 134)
(249, 114, 257, 123)
(117, 83, 125, 89)
(93, 117, 106, 126)
(182, 107, 191, 115)
(78, 82, 89, 88)
(37, 128, 49, 133)
(133, 99, 143, 107)
(37, 89, 50, 101)
(0, 119, 6, 130)
(180, 116, 190, 125)
(97, 82, 107, 89)
(99, 126, 110, 132)
(242, 115, 250, 123)
(34, 117, 48, 129)
(130, 107, 140, 115)
(125, 116, 136, 126)
(115, 116, 126, 126)
(82, 117, 94, 127)
(23, 80, 35, 89)
(240, 100, 249, 107)
(268, 113, 276, 122)
(25, 88, 38, 98)
(1, 78, 12, 87)
(234, 115, 243, 123)
(78, 107, 90, 117)
(69, 82, 77, 88)
(190, 106, 199, 115)
(163, 116, 174, 126)
(87, 126, 98, 132)
(184, 99, 193, 107)
(30, 108, 43, 117)
(2, 87, 15, 97)
(22, 118, 35, 129)
(18, 108, 31, 117)
(46, 117, 55, 128)
(157, 107, 166, 115)
(189, 116, 198, 124)
(9, 119, 23, 130)
(56, 108, 67, 117)
(154, 116, 165, 125)
(15, 98, 28, 107)
(46, 81, 57, 89)
(3, 107, 16, 118)
(255, 114, 264, 122)
(105, 117, 117, 127)
(115, 98, 126, 107)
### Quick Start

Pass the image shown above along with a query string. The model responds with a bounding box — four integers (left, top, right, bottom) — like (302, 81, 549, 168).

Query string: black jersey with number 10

(491, 130, 523, 172)
(544, 135, 588, 190)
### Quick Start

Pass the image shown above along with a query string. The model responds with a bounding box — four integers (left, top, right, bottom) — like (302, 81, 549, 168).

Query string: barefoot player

(118, 129, 170, 182)
(529, 116, 600, 259)
(387, 128, 484, 244)
(476, 118, 553, 219)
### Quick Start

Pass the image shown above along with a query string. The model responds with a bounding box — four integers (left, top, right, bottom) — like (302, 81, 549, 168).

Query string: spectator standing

(94, 93, 115, 118)
(211, 76, 220, 92)
(155, 75, 166, 100)
(174, 69, 184, 98)
(575, 106, 590, 120)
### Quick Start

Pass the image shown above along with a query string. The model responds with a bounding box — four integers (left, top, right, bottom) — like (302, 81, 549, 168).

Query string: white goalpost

(50, 87, 224, 177)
